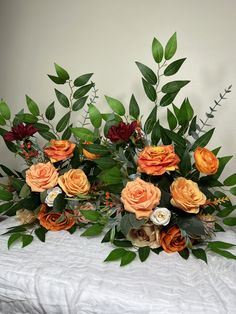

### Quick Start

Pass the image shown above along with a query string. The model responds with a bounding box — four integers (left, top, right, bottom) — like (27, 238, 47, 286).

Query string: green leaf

(105, 96, 125, 116)
(47, 75, 66, 84)
(62, 124, 72, 140)
(88, 104, 102, 128)
(192, 248, 207, 263)
(160, 91, 178, 107)
(151, 247, 163, 255)
(223, 217, 236, 226)
(32, 123, 50, 133)
(176, 215, 205, 237)
(104, 248, 126, 262)
(22, 234, 34, 248)
(178, 248, 190, 260)
(71, 127, 94, 142)
(55, 89, 70, 108)
(100, 167, 122, 185)
(81, 223, 104, 236)
(191, 128, 215, 151)
(11, 178, 24, 192)
(188, 116, 197, 135)
(135, 62, 157, 85)
(35, 227, 47, 242)
(144, 106, 157, 134)
(217, 205, 236, 218)
(211, 146, 221, 156)
(209, 247, 236, 260)
(26, 95, 40, 116)
(0, 189, 13, 201)
(39, 131, 57, 141)
(208, 241, 236, 250)
(72, 96, 88, 111)
(164, 58, 186, 76)
(138, 246, 150, 262)
(8, 233, 22, 249)
(82, 144, 109, 155)
(167, 109, 177, 130)
(0, 100, 11, 120)
(45, 102, 55, 120)
(95, 157, 116, 169)
(0, 115, 6, 126)
(120, 213, 146, 236)
(0, 202, 14, 214)
(0, 164, 17, 176)
(74, 73, 93, 87)
(178, 98, 194, 125)
(54, 63, 69, 80)
(113, 240, 133, 248)
(179, 150, 191, 176)
(53, 193, 66, 212)
(162, 128, 186, 148)
(213, 156, 233, 179)
(151, 120, 161, 145)
(129, 94, 140, 119)
(224, 174, 236, 186)
(73, 83, 94, 99)
(17, 113, 38, 123)
(165, 32, 177, 60)
(120, 251, 136, 266)
(56, 112, 71, 132)
(142, 78, 156, 102)
(40, 190, 47, 203)
(79, 210, 102, 222)
(162, 80, 190, 94)
(152, 37, 164, 63)
(215, 223, 225, 232)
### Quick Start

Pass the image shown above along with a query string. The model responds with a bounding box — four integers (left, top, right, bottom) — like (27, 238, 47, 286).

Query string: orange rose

(26, 162, 58, 192)
(170, 177, 206, 214)
(194, 147, 219, 175)
(137, 145, 180, 176)
(121, 177, 161, 219)
(38, 204, 75, 231)
(160, 225, 186, 253)
(44, 140, 76, 162)
(58, 169, 90, 197)
(83, 141, 100, 160)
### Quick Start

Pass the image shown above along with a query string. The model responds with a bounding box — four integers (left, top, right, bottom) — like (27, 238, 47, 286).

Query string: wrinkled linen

(0, 217, 236, 314)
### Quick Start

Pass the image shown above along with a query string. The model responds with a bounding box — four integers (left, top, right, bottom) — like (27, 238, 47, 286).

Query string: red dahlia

(3, 123, 38, 142)
(107, 121, 138, 143)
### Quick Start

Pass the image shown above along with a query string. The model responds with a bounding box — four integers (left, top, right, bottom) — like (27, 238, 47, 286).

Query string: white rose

(150, 207, 171, 226)
(45, 187, 62, 207)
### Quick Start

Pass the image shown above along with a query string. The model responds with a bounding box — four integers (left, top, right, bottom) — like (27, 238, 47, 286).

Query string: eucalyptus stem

(155, 60, 166, 106)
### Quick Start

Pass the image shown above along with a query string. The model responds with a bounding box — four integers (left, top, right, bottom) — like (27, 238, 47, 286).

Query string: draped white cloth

(0, 217, 236, 314)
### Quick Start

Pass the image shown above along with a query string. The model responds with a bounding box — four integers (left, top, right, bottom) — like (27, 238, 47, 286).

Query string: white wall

(0, 0, 236, 178)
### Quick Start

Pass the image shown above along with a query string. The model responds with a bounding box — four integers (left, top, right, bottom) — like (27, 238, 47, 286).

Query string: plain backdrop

(0, 0, 235, 179)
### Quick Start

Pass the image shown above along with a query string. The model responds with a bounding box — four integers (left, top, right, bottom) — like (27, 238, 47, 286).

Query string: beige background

(0, 0, 235, 178)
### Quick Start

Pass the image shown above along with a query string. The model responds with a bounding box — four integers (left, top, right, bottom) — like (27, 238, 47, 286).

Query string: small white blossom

(45, 187, 62, 207)
(150, 207, 171, 226)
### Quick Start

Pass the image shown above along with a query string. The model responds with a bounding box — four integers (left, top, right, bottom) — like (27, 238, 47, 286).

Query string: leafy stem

(81, 82, 98, 127)
(155, 60, 166, 106)
(39, 114, 59, 139)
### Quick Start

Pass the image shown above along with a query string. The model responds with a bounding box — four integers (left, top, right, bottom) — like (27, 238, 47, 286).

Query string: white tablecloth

(0, 217, 236, 314)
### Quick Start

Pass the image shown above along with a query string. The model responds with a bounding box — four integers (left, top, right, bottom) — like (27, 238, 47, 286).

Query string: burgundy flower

(3, 123, 38, 142)
(107, 121, 138, 143)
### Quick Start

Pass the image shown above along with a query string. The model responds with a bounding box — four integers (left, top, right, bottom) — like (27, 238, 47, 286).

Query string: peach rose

(38, 204, 75, 231)
(83, 141, 100, 160)
(44, 140, 76, 162)
(121, 177, 161, 219)
(170, 177, 206, 214)
(58, 169, 90, 197)
(26, 162, 58, 192)
(127, 223, 160, 248)
(137, 145, 180, 176)
(194, 147, 219, 175)
(160, 225, 186, 253)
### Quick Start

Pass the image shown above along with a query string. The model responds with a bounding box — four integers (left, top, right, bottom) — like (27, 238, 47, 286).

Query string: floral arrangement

(0, 33, 236, 266)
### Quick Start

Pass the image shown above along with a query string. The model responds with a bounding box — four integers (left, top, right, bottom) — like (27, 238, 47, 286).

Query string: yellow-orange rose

(44, 140, 76, 162)
(170, 177, 206, 214)
(121, 177, 161, 219)
(58, 169, 90, 197)
(83, 141, 100, 160)
(160, 225, 186, 253)
(137, 145, 180, 176)
(127, 223, 160, 248)
(194, 147, 219, 175)
(26, 162, 58, 192)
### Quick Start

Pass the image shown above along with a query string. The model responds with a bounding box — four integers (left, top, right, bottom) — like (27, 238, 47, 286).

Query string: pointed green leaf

(0, 100, 11, 120)
(104, 248, 126, 262)
(54, 63, 69, 80)
(162, 80, 190, 94)
(32, 123, 50, 133)
(192, 248, 207, 263)
(25, 95, 40, 116)
(89, 104, 102, 128)
(56, 112, 71, 132)
(135, 62, 157, 85)
(73, 83, 94, 99)
(0, 189, 13, 201)
(142, 78, 156, 102)
(45, 102, 55, 120)
(167, 109, 177, 130)
(164, 58, 186, 76)
(165, 32, 177, 60)
(8, 233, 22, 249)
(35, 227, 47, 242)
(53, 193, 66, 212)
(144, 106, 157, 134)
(129, 94, 140, 119)
(151, 120, 161, 145)
(17, 113, 38, 123)
(105, 96, 125, 116)
(47, 75, 66, 84)
(120, 251, 136, 266)
(208, 241, 236, 250)
(223, 217, 236, 226)
(72, 96, 88, 111)
(71, 127, 94, 141)
(81, 223, 104, 236)
(79, 210, 102, 222)
(209, 247, 236, 260)
(113, 240, 133, 248)
(100, 167, 122, 185)
(55, 89, 70, 108)
(39, 131, 57, 140)
(213, 156, 233, 179)
(178, 248, 190, 260)
(22, 234, 34, 248)
(82, 144, 109, 155)
(217, 205, 236, 218)
(160, 91, 178, 107)
(62, 124, 72, 140)
(191, 128, 215, 151)
(152, 37, 164, 63)
(138, 246, 150, 262)
(0, 115, 6, 126)
(224, 174, 236, 186)
(74, 73, 93, 87)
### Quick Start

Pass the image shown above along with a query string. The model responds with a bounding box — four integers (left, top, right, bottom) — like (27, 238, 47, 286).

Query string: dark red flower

(3, 123, 38, 142)
(107, 121, 138, 143)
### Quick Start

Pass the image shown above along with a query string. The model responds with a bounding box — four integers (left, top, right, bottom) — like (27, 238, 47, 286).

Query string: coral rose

(44, 140, 76, 163)
(121, 177, 161, 219)
(83, 141, 100, 160)
(58, 169, 90, 197)
(194, 147, 219, 175)
(137, 145, 180, 176)
(160, 225, 186, 253)
(127, 223, 160, 248)
(38, 204, 75, 231)
(26, 162, 58, 192)
(170, 177, 206, 214)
